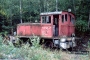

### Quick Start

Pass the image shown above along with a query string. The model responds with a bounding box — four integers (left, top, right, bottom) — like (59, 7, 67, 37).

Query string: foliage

(30, 36, 40, 48)
(0, 36, 89, 60)
(75, 20, 88, 32)
(0, 35, 3, 45)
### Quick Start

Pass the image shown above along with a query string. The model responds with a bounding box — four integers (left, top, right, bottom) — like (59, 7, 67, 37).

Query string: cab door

(53, 15, 59, 37)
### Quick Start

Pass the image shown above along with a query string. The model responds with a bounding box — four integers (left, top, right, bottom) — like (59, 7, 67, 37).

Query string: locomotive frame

(17, 11, 76, 49)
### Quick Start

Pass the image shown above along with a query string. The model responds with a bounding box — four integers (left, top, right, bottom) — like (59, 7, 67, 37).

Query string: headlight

(60, 38, 66, 42)
(54, 40, 59, 44)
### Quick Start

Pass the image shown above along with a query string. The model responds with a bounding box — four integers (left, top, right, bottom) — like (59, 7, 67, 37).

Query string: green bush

(0, 35, 89, 60)
(76, 20, 88, 32)
(0, 35, 3, 45)
(30, 36, 40, 48)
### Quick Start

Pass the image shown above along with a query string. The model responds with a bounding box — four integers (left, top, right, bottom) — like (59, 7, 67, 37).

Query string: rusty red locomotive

(17, 11, 76, 49)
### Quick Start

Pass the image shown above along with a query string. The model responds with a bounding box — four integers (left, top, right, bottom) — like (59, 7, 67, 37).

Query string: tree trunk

(88, 11, 90, 28)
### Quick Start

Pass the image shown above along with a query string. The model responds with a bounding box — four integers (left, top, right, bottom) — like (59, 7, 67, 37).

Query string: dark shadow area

(68, 36, 90, 55)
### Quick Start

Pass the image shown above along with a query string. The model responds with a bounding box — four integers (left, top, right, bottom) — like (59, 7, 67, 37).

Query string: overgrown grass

(0, 35, 90, 60)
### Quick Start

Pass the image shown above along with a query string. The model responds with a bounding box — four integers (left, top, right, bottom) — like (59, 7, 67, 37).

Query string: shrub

(30, 36, 40, 48)
(0, 35, 89, 60)
(76, 20, 88, 32)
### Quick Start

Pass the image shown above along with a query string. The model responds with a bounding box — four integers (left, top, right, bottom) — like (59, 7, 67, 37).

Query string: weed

(30, 36, 40, 48)
(0, 35, 90, 60)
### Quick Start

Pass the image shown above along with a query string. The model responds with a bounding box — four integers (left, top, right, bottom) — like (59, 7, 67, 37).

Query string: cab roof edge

(40, 11, 62, 15)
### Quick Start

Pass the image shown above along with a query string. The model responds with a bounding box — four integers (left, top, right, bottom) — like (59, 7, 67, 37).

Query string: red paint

(41, 24, 52, 38)
(17, 26, 26, 36)
(17, 23, 41, 36)
(59, 12, 75, 36)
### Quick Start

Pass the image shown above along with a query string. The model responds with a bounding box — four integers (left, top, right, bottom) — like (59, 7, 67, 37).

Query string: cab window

(62, 15, 64, 23)
(71, 17, 75, 24)
(70, 15, 75, 24)
(42, 16, 51, 23)
(65, 14, 67, 21)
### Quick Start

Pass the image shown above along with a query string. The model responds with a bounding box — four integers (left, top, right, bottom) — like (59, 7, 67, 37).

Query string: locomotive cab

(40, 11, 75, 38)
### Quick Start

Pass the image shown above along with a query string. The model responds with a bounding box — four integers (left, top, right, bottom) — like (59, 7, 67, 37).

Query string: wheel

(44, 41, 53, 49)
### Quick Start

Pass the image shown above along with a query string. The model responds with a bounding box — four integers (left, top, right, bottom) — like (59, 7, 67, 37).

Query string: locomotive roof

(40, 11, 62, 15)
(17, 23, 41, 26)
